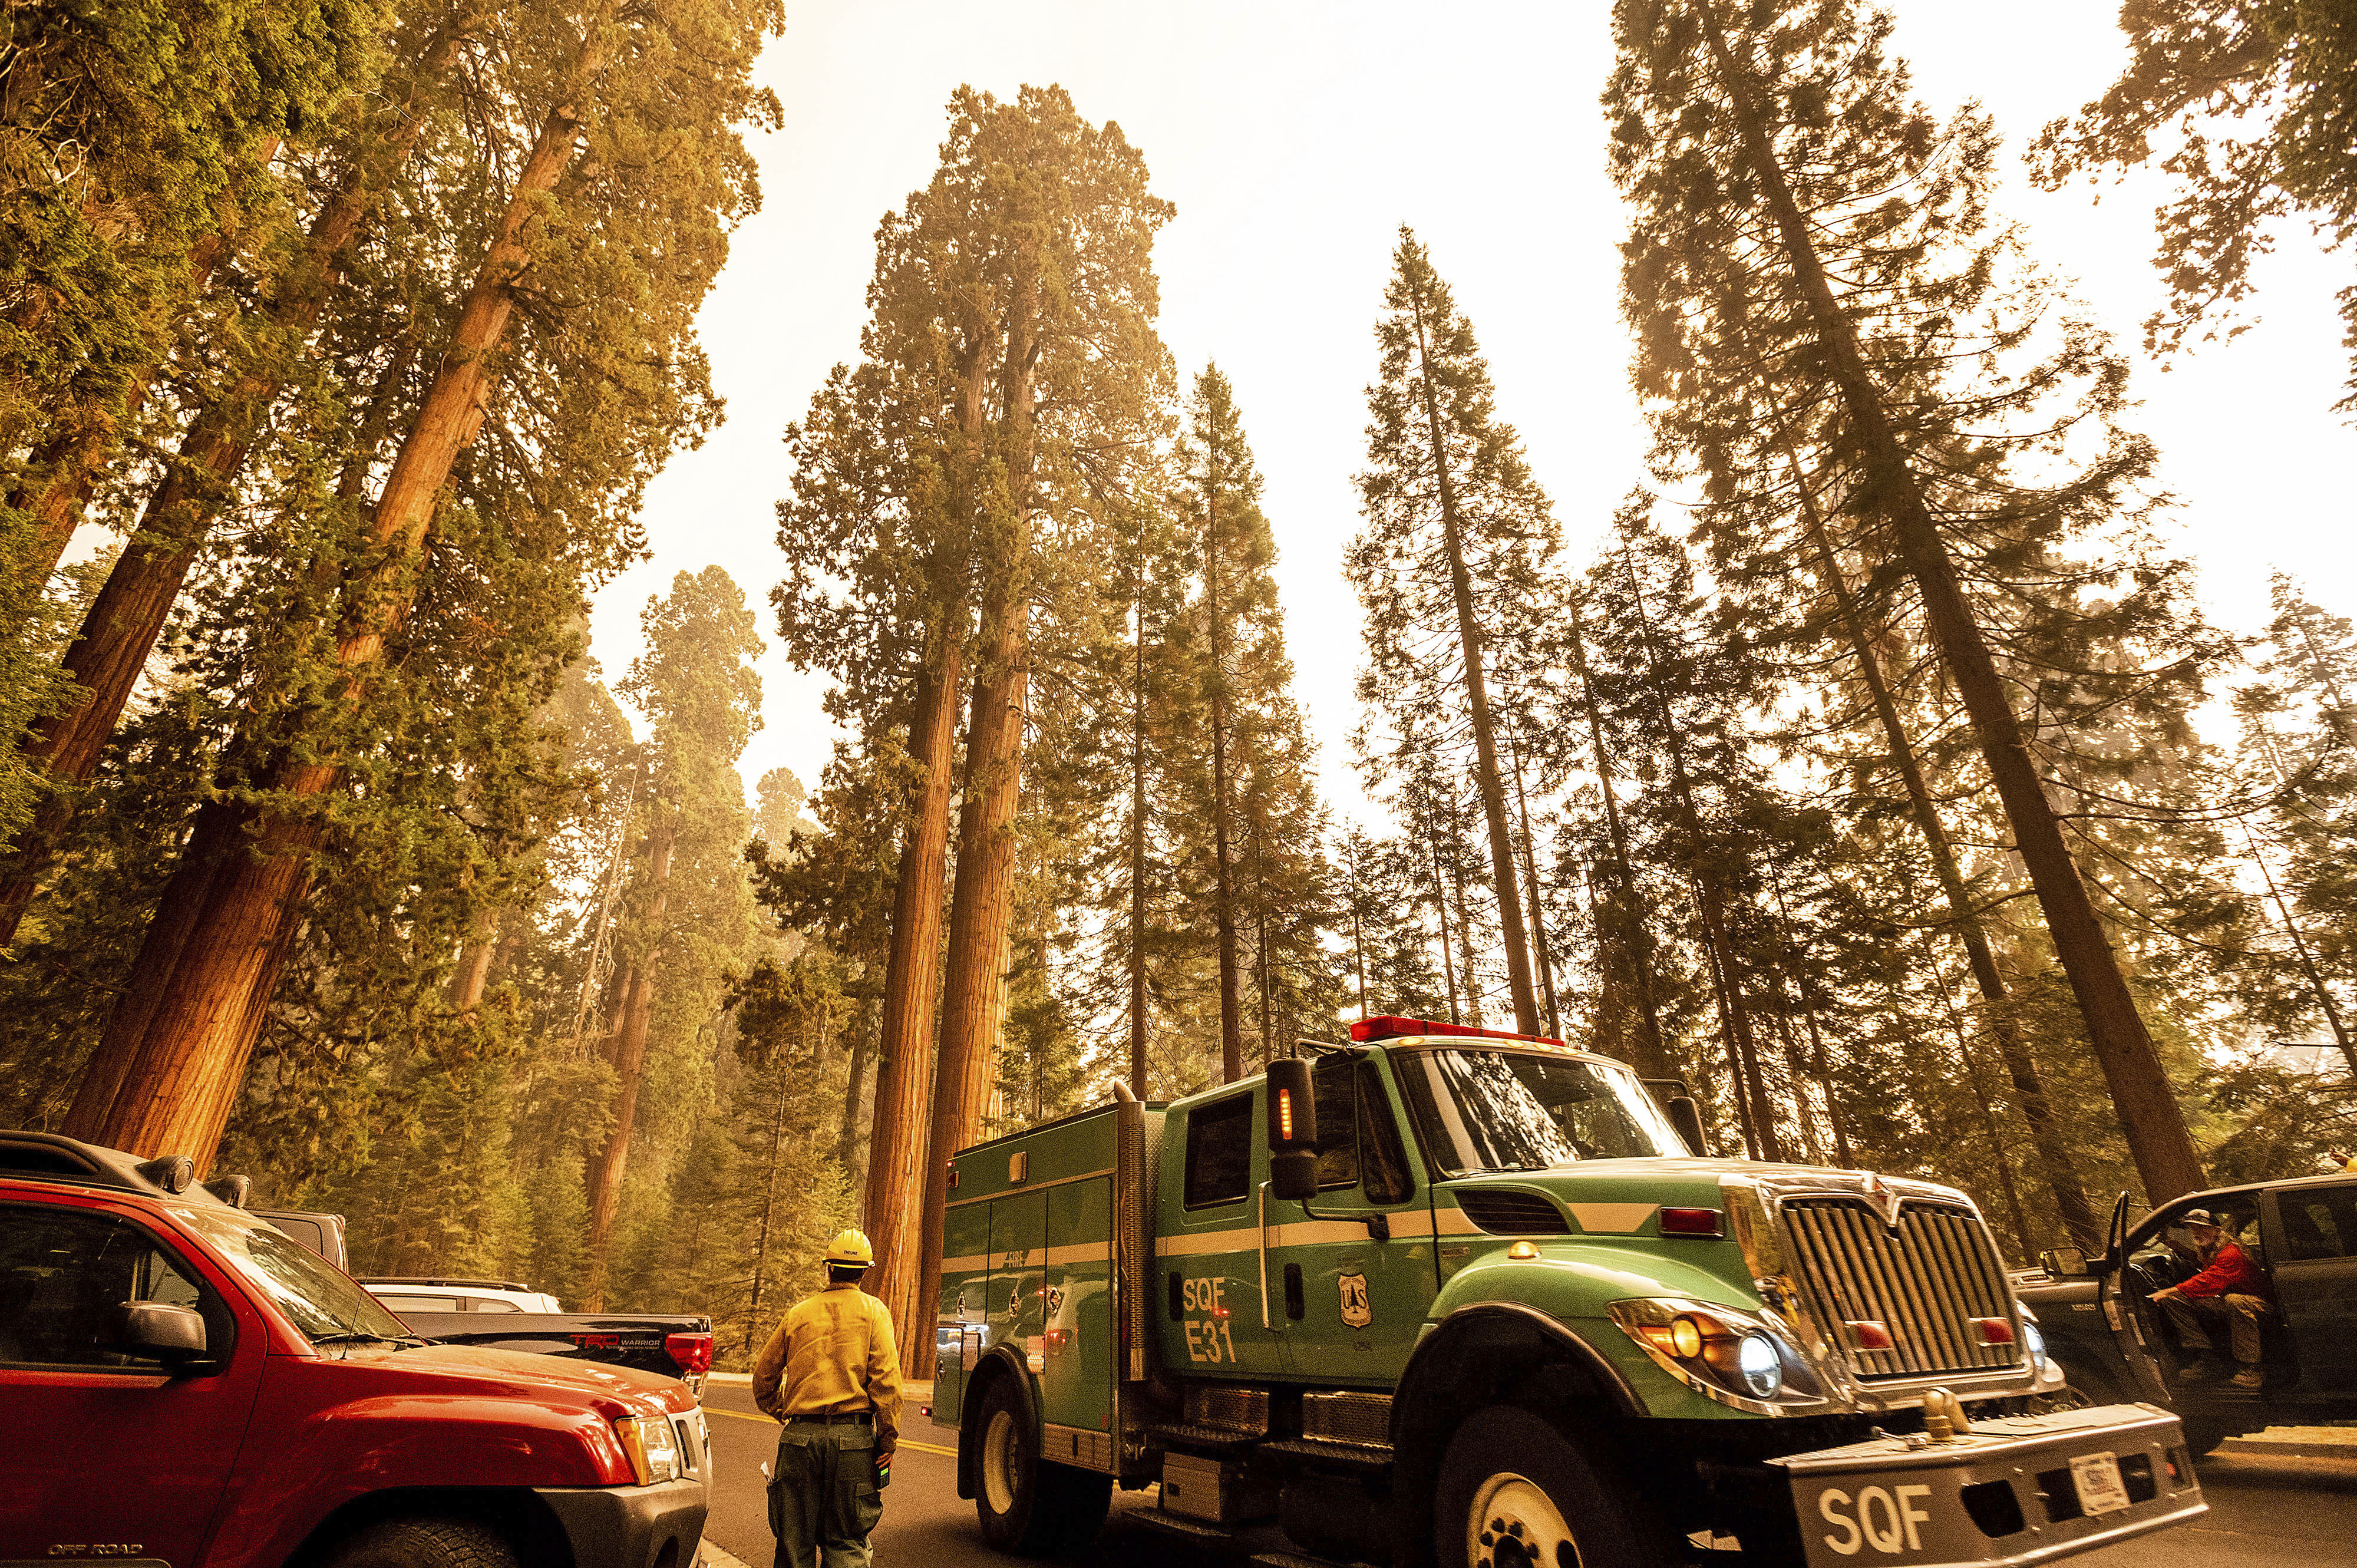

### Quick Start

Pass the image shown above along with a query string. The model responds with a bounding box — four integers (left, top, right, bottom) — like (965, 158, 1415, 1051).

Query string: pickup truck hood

(290, 1339, 698, 1418)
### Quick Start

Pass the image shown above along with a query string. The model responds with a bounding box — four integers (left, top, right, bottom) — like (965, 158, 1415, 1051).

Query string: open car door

(2097, 1191, 2173, 1403)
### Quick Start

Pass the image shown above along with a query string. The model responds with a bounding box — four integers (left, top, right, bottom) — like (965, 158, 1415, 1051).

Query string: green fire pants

(768, 1419, 884, 1568)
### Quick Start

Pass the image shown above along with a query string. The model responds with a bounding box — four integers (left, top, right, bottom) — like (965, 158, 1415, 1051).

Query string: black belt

(787, 1411, 873, 1425)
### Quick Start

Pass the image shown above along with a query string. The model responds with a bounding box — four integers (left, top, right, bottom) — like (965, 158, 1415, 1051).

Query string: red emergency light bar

(1350, 1015, 1567, 1047)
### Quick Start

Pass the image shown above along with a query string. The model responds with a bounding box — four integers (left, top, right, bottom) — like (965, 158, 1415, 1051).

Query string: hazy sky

(587, 1, 2357, 823)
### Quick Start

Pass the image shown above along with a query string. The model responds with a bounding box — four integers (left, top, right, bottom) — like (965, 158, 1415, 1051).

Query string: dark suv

(2016, 1173, 2357, 1453)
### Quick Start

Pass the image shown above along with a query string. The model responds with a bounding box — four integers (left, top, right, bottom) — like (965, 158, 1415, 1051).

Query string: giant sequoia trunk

(60, 45, 604, 1167)
(914, 283, 1042, 1378)
(1128, 565, 1151, 1098)
(584, 811, 675, 1309)
(859, 605, 965, 1347)
(1404, 282, 1541, 1037)
(0, 37, 466, 948)
(1696, 0, 2206, 1202)
(1794, 459, 2101, 1248)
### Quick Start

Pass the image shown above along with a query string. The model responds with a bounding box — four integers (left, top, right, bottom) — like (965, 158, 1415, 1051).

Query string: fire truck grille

(1780, 1198, 2021, 1380)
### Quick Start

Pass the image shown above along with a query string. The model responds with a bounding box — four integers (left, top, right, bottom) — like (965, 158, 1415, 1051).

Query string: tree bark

(859, 605, 964, 1346)
(0, 37, 463, 948)
(584, 807, 674, 1308)
(1793, 455, 2101, 1246)
(1128, 566, 1150, 1098)
(1507, 729, 1562, 1039)
(1427, 824, 1463, 1025)
(1698, 0, 2206, 1203)
(914, 270, 1042, 1379)
(59, 36, 605, 1167)
(1405, 280, 1540, 1036)
(1206, 476, 1245, 1084)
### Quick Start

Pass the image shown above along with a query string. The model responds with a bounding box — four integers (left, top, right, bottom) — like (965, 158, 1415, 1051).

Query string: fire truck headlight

(1737, 1332, 1783, 1398)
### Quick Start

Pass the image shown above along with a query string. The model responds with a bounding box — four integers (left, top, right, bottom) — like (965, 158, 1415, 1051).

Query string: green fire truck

(928, 1016, 2203, 1567)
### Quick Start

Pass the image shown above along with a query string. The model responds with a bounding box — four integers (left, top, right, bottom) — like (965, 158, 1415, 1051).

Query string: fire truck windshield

(1394, 1049, 1688, 1175)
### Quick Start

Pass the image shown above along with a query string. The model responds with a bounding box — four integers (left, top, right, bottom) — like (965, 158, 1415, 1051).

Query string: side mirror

(1666, 1095, 1707, 1157)
(1266, 1059, 1319, 1201)
(2040, 1247, 2092, 1279)
(110, 1301, 208, 1365)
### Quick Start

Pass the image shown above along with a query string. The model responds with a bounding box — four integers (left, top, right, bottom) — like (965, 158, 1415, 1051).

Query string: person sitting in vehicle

(2150, 1209, 2272, 1390)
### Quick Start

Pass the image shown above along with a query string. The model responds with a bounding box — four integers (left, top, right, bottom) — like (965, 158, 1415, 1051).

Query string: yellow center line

(701, 1407, 958, 1457)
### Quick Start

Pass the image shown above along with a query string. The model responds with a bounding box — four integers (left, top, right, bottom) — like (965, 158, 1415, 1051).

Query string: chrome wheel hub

(1470, 1471, 1580, 1568)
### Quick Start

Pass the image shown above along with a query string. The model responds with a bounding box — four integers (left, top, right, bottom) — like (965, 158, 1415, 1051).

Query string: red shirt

(2178, 1239, 2267, 1299)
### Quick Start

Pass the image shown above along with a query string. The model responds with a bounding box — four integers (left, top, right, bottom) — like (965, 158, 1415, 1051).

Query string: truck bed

(389, 1309, 714, 1389)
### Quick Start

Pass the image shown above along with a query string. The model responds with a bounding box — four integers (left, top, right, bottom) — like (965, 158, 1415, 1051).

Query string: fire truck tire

(972, 1377, 1110, 1554)
(1434, 1406, 1674, 1568)
(323, 1518, 519, 1568)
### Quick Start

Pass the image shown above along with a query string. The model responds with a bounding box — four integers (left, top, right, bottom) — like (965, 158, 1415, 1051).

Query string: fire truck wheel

(1435, 1406, 1673, 1568)
(323, 1518, 518, 1568)
(974, 1376, 1108, 1554)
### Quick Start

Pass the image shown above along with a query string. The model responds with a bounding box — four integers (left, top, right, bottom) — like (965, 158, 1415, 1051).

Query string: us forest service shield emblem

(1339, 1272, 1372, 1329)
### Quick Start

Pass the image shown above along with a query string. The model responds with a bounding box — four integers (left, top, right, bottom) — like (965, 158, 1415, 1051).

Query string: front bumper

(535, 1480, 709, 1568)
(1765, 1403, 2201, 1567)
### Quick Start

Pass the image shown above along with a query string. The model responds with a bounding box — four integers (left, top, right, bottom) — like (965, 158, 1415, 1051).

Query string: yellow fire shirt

(752, 1282, 905, 1446)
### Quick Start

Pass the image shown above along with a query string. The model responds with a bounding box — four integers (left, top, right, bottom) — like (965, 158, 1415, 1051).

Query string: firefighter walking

(752, 1229, 904, 1568)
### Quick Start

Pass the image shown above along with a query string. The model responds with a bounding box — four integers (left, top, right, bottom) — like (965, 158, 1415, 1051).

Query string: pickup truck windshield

(174, 1205, 416, 1346)
(1395, 1049, 1686, 1174)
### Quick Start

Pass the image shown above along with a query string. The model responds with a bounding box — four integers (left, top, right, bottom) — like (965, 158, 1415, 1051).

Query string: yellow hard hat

(824, 1229, 874, 1267)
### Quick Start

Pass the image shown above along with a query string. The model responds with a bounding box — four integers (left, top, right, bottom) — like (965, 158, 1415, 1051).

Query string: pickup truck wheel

(325, 1519, 518, 1568)
(1435, 1406, 1673, 1568)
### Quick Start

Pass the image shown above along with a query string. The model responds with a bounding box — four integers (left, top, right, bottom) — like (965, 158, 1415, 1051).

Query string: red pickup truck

(1, 1130, 709, 1568)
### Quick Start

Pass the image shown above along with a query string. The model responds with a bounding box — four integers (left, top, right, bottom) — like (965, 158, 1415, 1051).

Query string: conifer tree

(2033, 2, 2357, 411)
(0, 4, 483, 946)
(581, 567, 765, 1305)
(777, 85, 1171, 1369)
(1177, 364, 1276, 1081)
(1351, 229, 1560, 1036)
(57, 0, 783, 1168)
(1609, 0, 2210, 1201)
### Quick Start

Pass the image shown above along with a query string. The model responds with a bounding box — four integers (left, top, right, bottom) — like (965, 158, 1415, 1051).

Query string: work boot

(2230, 1366, 2263, 1390)
(2175, 1357, 2224, 1385)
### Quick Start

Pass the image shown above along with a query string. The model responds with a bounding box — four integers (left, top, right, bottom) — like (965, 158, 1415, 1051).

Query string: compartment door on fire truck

(1157, 1087, 1283, 1376)
(1039, 1172, 1114, 1455)
(988, 1190, 1047, 1378)
(932, 1190, 992, 1428)
(1275, 1051, 1434, 1382)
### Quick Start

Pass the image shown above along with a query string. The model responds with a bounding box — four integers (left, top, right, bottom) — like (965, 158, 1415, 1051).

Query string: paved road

(696, 1383, 2357, 1568)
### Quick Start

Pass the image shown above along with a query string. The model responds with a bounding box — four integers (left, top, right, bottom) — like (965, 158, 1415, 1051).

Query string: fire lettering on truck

(1180, 1276, 1236, 1363)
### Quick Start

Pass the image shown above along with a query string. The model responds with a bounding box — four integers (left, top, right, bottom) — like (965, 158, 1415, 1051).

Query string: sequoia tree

(60, 0, 781, 1166)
